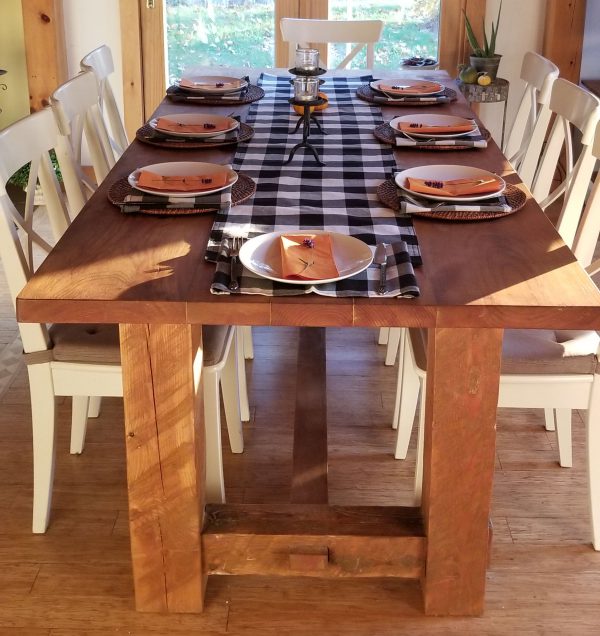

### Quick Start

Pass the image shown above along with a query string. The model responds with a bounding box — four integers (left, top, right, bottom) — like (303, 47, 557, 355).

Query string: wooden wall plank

(119, 0, 144, 140)
(439, 0, 486, 76)
(119, 323, 206, 613)
(21, 0, 67, 112)
(543, 0, 587, 83)
(275, 0, 300, 67)
(139, 0, 166, 119)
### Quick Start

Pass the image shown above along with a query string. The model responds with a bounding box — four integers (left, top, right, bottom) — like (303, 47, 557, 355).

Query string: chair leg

(378, 327, 389, 345)
(554, 408, 573, 468)
(413, 376, 427, 506)
(586, 378, 600, 550)
(222, 334, 244, 454)
(70, 396, 90, 455)
(28, 364, 57, 534)
(385, 327, 402, 366)
(236, 328, 250, 423)
(544, 407, 556, 431)
(203, 369, 226, 504)
(393, 337, 420, 458)
(392, 328, 406, 430)
(241, 325, 254, 360)
(88, 396, 102, 418)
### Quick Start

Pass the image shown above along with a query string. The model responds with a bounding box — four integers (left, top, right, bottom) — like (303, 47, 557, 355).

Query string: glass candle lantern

(295, 48, 319, 71)
(293, 76, 319, 102)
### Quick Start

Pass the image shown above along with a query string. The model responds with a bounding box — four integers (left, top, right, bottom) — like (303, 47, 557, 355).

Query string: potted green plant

(464, 1, 502, 81)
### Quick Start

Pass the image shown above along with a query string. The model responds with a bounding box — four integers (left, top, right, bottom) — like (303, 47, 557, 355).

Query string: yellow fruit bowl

(292, 92, 329, 115)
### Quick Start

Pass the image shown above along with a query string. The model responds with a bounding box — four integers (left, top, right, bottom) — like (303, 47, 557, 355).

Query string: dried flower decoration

(302, 238, 316, 248)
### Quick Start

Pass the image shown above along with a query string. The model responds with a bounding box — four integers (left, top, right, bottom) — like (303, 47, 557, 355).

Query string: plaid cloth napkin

(119, 189, 232, 214)
(211, 238, 419, 298)
(397, 188, 511, 215)
(166, 76, 250, 102)
(371, 92, 450, 104)
(146, 127, 240, 143)
(394, 121, 488, 149)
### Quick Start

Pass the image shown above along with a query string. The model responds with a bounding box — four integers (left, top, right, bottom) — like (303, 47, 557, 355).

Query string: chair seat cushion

(502, 329, 599, 375)
(48, 323, 232, 368)
(409, 328, 599, 376)
(49, 324, 121, 364)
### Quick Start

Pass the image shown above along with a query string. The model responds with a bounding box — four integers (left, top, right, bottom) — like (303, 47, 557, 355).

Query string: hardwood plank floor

(1, 317, 600, 634)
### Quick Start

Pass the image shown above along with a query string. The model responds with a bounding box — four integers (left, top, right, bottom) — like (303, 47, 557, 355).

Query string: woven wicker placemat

(108, 173, 256, 216)
(377, 179, 527, 221)
(135, 122, 254, 149)
(373, 122, 491, 150)
(356, 84, 457, 106)
(166, 84, 264, 106)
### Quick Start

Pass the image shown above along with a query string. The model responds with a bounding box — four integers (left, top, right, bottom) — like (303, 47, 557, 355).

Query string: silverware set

(228, 236, 245, 291)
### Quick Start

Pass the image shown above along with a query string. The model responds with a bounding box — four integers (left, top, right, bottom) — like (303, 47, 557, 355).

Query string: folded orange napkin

(279, 234, 339, 280)
(398, 122, 475, 135)
(155, 117, 231, 134)
(406, 176, 503, 198)
(136, 169, 229, 192)
(179, 78, 239, 90)
(379, 81, 442, 95)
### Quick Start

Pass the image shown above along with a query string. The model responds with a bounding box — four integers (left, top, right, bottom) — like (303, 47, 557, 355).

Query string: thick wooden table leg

(291, 327, 328, 504)
(120, 324, 206, 613)
(421, 327, 502, 616)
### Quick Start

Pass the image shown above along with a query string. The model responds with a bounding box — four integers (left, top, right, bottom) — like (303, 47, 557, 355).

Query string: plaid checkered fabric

(119, 189, 231, 214)
(206, 73, 421, 297)
(394, 121, 488, 148)
(398, 188, 511, 214)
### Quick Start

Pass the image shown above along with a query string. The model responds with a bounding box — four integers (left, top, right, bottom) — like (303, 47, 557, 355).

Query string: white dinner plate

(390, 114, 477, 139)
(175, 75, 248, 95)
(128, 162, 238, 198)
(150, 114, 239, 138)
(239, 230, 374, 285)
(395, 165, 506, 202)
(370, 78, 444, 97)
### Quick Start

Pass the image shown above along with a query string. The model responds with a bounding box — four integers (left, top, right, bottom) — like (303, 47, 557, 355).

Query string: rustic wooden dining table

(16, 69, 600, 618)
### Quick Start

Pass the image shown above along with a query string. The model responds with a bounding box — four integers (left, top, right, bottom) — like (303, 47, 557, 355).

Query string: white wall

(62, 0, 123, 115)
(479, 0, 547, 145)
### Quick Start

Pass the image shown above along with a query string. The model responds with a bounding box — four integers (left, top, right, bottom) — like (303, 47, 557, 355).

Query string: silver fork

(228, 236, 244, 291)
(401, 191, 446, 209)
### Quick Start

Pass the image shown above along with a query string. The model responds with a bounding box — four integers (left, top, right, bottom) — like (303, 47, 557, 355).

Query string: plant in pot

(464, 0, 502, 82)
(6, 151, 62, 209)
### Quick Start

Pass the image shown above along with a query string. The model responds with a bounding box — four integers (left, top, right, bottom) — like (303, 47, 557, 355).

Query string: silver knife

(374, 243, 388, 295)
(229, 256, 243, 291)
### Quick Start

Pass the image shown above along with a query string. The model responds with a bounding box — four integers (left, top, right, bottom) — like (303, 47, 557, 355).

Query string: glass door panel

(165, 0, 276, 84)
(328, 0, 440, 69)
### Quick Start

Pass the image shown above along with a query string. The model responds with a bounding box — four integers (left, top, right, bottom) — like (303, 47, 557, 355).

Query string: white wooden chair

(280, 18, 383, 69)
(384, 78, 599, 370)
(50, 70, 115, 196)
(80, 44, 129, 159)
(503, 52, 559, 179)
(392, 119, 600, 550)
(524, 78, 600, 217)
(0, 109, 245, 533)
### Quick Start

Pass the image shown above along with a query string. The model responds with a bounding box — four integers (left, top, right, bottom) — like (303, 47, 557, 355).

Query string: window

(166, 0, 276, 84)
(328, 0, 440, 69)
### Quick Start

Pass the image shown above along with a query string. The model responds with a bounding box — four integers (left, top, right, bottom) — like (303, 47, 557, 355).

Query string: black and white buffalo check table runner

(206, 73, 420, 297)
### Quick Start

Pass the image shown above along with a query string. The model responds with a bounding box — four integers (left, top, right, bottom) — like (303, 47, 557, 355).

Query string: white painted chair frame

(503, 52, 559, 179)
(50, 70, 115, 195)
(393, 119, 600, 549)
(80, 44, 129, 159)
(280, 18, 384, 69)
(526, 78, 600, 216)
(0, 110, 245, 533)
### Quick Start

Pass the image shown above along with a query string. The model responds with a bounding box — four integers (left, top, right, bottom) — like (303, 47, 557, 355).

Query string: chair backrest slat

(280, 18, 383, 69)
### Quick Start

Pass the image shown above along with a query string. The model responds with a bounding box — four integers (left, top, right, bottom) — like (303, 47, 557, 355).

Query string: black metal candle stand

(286, 67, 328, 166)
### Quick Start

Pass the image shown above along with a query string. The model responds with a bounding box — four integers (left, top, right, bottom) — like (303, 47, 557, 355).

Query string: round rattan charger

(377, 178, 527, 221)
(356, 84, 457, 106)
(165, 84, 264, 106)
(136, 122, 254, 149)
(108, 174, 256, 216)
(373, 122, 491, 150)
